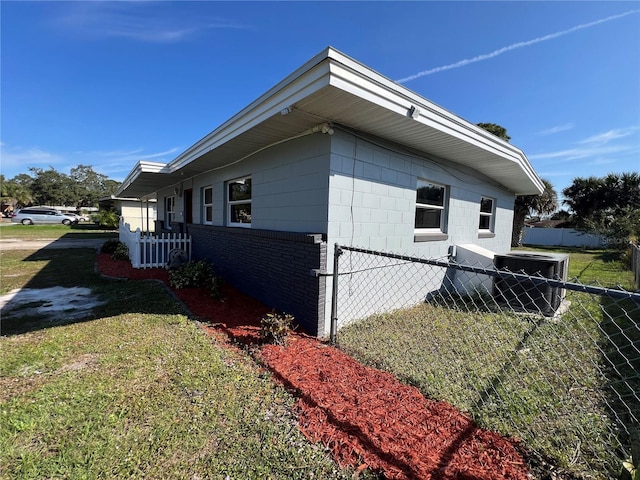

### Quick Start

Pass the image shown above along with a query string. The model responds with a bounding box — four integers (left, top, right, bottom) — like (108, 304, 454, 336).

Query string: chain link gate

(330, 244, 640, 479)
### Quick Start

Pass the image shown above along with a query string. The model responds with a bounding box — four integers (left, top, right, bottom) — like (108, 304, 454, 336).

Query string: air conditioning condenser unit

(493, 252, 569, 316)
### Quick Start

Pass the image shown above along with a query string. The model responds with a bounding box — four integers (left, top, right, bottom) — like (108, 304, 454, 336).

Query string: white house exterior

(99, 196, 157, 233)
(115, 47, 543, 337)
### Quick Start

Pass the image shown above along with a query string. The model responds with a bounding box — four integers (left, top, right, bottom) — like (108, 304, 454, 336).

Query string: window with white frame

(203, 186, 213, 224)
(479, 196, 495, 231)
(165, 196, 175, 227)
(227, 177, 251, 226)
(415, 180, 448, 233)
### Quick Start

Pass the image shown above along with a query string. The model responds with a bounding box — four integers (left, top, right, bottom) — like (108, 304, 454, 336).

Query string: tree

(70, 165, 120, 207)
(1, 175, 33, 211)
(476, 122, 557, 246)
(512, 178, 558, 246)
(476, 122, 511, 142)
(563, 172, 640, 246)
(29, 167, 77, 206)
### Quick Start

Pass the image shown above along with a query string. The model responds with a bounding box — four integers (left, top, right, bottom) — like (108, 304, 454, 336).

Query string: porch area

(118, 218, 191, 269)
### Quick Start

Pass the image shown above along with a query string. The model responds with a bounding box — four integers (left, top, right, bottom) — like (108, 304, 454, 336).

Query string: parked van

(11, 208, 79, 225)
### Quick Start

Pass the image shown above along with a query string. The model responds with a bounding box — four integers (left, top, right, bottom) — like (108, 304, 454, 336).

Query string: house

(115, 47, 544, 337)
(99, 196, 157, 232)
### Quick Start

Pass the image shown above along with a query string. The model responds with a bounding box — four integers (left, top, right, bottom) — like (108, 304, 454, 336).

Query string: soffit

(116, 48, 543, 198)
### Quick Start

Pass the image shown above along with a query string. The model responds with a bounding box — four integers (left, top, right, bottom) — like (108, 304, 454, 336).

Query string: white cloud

(538, 123, 574, 136)
(578, 127, 639, 145)
(397, 10, 639, 83)
(0, 144, 179, 181)
(528, 144, 635, 162)
(528, 126, 640, 163)
(55, 3, 249, 43)
(0, 146, 65, 171)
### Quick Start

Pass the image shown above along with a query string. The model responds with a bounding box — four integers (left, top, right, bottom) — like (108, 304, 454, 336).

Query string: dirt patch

(56, 353, 100, 374)
(96, 252, 531, 479)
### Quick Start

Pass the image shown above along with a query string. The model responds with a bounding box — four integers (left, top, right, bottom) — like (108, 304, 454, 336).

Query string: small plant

(111, 242, 130, 261)
(260, 311, 296, 346)
(168, 260, 223, 299)
(92, 209, 120, 229)
(101, 239, 121, 254)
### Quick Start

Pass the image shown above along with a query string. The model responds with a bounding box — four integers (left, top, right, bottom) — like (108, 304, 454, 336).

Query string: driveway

(0, 238, 107, 251)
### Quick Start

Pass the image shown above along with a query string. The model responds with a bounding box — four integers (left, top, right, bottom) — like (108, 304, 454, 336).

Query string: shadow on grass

(0, 241, 185, 336)
(599, 294, 640, 465)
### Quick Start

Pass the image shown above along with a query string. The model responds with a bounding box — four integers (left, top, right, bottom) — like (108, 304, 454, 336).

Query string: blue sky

(2, 1, 639, 201)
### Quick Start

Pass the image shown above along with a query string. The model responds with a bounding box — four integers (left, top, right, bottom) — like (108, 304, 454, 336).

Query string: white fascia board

(116, 160, 169, 197)
(325, 48, 544, 195)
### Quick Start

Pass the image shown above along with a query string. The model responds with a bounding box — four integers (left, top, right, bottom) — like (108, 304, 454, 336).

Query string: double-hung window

(165, 196, 175, 227)
(415, 180, 448, 238)
(227, 176, 251, 227)
(203, 186, 213, 224)
(479, 196, 495, 234)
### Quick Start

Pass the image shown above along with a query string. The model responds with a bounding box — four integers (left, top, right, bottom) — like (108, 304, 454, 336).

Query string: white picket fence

(119, 218, 191, 269)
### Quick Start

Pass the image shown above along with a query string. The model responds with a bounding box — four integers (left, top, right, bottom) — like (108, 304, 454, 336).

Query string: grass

(337, 247, 639, 479)
(0, 248, 356, 479)
(0, 223, 117, 240)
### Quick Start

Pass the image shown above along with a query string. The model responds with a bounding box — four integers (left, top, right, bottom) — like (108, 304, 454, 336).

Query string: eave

(116, 47, 543, 199)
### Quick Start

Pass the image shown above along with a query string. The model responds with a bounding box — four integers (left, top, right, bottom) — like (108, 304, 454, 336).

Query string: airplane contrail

(397, 9, 639, 83)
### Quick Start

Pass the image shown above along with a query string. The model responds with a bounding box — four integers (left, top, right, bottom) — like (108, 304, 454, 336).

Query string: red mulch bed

(97, 253, 530, 480)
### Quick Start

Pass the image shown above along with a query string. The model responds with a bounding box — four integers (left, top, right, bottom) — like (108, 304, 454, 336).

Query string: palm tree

(512, 178, 558, 247)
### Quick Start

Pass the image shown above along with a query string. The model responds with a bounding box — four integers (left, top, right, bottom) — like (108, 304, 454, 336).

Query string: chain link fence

(331, 245, 640, 479)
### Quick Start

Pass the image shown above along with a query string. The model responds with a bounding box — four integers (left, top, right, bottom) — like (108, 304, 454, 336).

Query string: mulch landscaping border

(97, 252, 531, 480)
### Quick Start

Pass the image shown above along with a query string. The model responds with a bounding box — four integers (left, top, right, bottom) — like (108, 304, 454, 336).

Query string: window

(166, 196, 175, 227)
(203, 186, 213, 224)
(227, 177, 251, 226)
(415, 180, 447, 235)
(479, 196, 495, 232)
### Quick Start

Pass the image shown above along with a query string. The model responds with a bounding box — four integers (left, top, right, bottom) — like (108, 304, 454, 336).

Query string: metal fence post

(330, 243, 343, 344)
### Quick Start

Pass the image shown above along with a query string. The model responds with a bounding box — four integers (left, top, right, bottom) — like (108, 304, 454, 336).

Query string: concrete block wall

(324, 129, 516, 330)
(189, 224, 327, 337)
(327, 129, 514, 256)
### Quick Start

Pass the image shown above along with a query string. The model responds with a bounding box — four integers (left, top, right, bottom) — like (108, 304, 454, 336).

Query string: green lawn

(337, 247, 639, 479)
(0, 223, 117, 240)
(0, 249, 355, 479)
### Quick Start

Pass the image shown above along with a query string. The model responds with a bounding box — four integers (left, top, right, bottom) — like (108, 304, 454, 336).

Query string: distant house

(99, 196, 157, 232)
(525, 219, 569, 229)
(115, 47, 543, 337)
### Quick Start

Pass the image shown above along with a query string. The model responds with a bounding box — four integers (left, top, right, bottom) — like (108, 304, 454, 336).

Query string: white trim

(165, 196, 175, 227)
(414, 179, 448, 234)
(202, 186, 213, 225)
(226, 176, 252, 228)
(115, 47, 544, 199)
(479, 196, 496, 232)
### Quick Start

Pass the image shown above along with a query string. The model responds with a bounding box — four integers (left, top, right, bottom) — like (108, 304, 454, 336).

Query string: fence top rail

(337, 244, 640, 302)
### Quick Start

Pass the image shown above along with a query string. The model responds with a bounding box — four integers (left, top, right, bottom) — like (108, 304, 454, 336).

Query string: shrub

(111, 242, 129, 261)
(168, 260, 223, 299)
(92, 209, 120, 229)
(260, 311, 296, 346)
(101, 239, 121, 254)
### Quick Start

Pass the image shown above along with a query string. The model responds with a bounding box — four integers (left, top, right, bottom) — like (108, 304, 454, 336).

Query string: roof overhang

(116, 47, 544, 198)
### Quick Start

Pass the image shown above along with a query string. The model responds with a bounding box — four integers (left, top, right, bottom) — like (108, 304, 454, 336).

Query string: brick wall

(188, 224, 328, 336)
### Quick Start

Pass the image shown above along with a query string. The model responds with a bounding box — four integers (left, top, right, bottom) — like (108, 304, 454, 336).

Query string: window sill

(414, 232, 449, 242)
(478, 232, 496, 239)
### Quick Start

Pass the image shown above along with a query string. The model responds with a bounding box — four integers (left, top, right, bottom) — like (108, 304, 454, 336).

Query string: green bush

(111, 242, 129, 261)
(260, 311, 296, 346)
(101, 239, 121, 254)
(101, 239, 129, 261)
(92, 209, 120, 229)
(168, 260, 223, 299)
